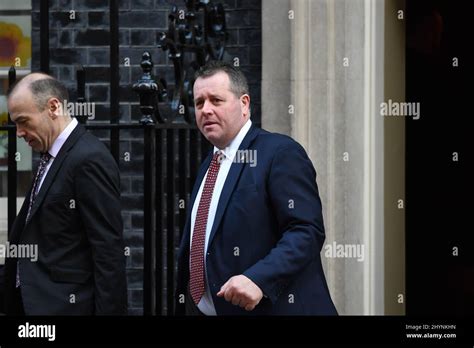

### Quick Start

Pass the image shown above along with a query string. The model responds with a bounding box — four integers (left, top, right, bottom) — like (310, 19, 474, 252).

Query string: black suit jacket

(4, 123, 127, 315)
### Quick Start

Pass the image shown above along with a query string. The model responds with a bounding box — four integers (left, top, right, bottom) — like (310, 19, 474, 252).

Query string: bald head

(8, 72, 52, 100)
(8, 72, 69, 112)
(11, 72, 52, 87)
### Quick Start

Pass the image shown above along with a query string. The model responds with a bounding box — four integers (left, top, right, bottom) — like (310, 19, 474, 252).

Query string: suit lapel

(24, 124, 86, 228)
(207, 126, 259, 246)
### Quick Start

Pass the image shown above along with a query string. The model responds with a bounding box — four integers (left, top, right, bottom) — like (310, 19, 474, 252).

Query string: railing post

(76, 66, 87, 125)
(142, 121, 156, 316)
(110, 0, 120, 164)
(7, 66, 17, 235)
(133, 52, 166, 125)
(39, 0, 49, 73)
(134, 52, 159, 316)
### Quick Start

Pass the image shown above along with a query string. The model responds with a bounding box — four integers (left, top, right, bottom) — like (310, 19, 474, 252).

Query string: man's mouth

(203, 121, 217, 129)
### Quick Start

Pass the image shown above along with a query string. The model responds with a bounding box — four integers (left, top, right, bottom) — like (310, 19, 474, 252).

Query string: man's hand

(216, 275, 263, 311)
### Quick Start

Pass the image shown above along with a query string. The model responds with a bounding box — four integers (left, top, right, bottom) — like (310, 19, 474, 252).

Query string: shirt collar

(213, 119, 252, 161)
(48, 117, 78, 158)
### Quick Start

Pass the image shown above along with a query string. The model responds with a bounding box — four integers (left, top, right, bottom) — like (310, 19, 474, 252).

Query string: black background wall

(406, 0, 472, 316)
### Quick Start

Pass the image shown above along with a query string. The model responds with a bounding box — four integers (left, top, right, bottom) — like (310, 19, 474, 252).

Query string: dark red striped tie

(189, 151, 222, 304)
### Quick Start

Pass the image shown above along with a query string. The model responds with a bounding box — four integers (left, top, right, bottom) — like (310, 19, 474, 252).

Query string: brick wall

(31, 0, 261, 315)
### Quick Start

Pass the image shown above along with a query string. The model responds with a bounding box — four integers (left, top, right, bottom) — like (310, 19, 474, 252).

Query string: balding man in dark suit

(4, 73, 127, 315)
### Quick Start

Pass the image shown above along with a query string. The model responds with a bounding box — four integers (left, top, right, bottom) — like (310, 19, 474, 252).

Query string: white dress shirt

(190, 119, 252, 315)
(38, 117, 78, 191)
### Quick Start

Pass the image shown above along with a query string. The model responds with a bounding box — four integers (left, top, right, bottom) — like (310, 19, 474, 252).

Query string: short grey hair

(28, 78, 69, 111)
(195, 60, 249, 98)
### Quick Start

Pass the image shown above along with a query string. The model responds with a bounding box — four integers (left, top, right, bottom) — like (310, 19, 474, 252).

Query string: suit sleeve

(75, 150, 128, 315)
(243, 141, 325, 303)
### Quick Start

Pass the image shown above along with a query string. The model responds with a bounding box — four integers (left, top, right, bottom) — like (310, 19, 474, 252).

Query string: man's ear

(47, 97, 62, 119)
(240, 94, 250, 118)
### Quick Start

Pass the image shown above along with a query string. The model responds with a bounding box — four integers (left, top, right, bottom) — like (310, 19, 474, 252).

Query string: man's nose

(202, 100, 213, 114)
(16, 127, 25, 138)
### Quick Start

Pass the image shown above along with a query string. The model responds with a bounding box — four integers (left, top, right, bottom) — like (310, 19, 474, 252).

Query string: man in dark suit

(175, 61, 337, 315)
(4, 73, 127, 315)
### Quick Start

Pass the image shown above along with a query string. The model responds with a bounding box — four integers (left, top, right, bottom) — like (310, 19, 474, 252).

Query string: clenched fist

(216, 275, 263, 311)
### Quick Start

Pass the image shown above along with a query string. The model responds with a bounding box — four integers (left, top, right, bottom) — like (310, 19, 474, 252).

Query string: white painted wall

(262, 0, 402, 314)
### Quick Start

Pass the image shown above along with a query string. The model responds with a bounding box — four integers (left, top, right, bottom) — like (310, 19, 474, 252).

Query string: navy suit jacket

(176, 125, 337, 315)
